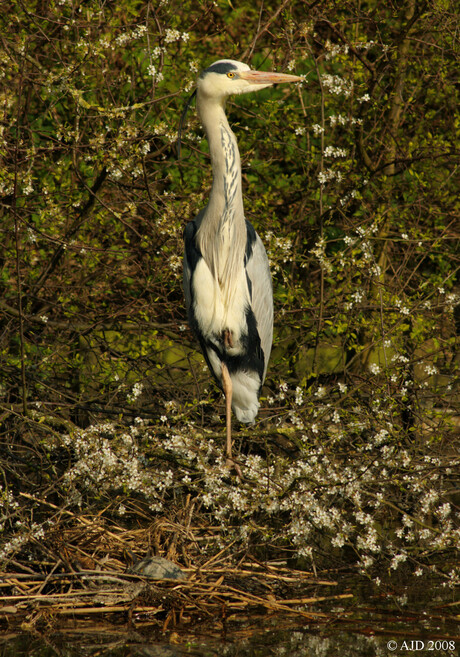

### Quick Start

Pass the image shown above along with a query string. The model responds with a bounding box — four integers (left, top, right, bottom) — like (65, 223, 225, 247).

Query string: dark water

(1, 624, 459, 657)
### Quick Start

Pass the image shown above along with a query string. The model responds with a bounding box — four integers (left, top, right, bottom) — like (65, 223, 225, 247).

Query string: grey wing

(182, 233, 192, 324)
(246, 231, 273, 381)
(183, 218, 200, 328)
(183, 243, 192, 323)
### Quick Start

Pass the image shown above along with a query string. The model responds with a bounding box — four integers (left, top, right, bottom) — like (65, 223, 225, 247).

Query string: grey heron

(183, 59, 301, 473)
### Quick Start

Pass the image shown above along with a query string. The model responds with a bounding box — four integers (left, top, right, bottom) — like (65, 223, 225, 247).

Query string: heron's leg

(221, 362, 233, 459)
(221, 362, 242, 479)
(223, 329, 234, 349)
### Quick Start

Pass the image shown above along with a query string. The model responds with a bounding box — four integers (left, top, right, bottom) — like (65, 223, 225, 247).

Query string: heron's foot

(225, 457, 244, 480)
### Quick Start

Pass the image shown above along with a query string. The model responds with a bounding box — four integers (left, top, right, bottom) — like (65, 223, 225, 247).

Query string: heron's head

(197, 59, 301, 101)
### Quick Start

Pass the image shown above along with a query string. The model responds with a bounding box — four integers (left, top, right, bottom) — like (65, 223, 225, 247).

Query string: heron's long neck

(196, 95, 247, 284)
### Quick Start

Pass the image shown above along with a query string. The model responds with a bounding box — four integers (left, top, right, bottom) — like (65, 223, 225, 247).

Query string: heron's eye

(227, 72, 235, 78)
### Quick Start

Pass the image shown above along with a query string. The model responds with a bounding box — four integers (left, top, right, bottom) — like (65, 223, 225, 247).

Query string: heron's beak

(239, 70, 302, 85)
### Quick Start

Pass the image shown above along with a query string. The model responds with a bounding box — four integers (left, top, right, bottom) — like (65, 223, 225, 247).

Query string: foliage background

(0, 0, 458, 589)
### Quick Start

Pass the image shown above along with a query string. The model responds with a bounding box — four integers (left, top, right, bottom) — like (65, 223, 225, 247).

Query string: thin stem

(309, 48, 326, 371)
(13, 58, 27, 414)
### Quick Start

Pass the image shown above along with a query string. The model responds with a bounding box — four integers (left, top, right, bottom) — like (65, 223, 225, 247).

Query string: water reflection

(1, 628, 458, 657)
